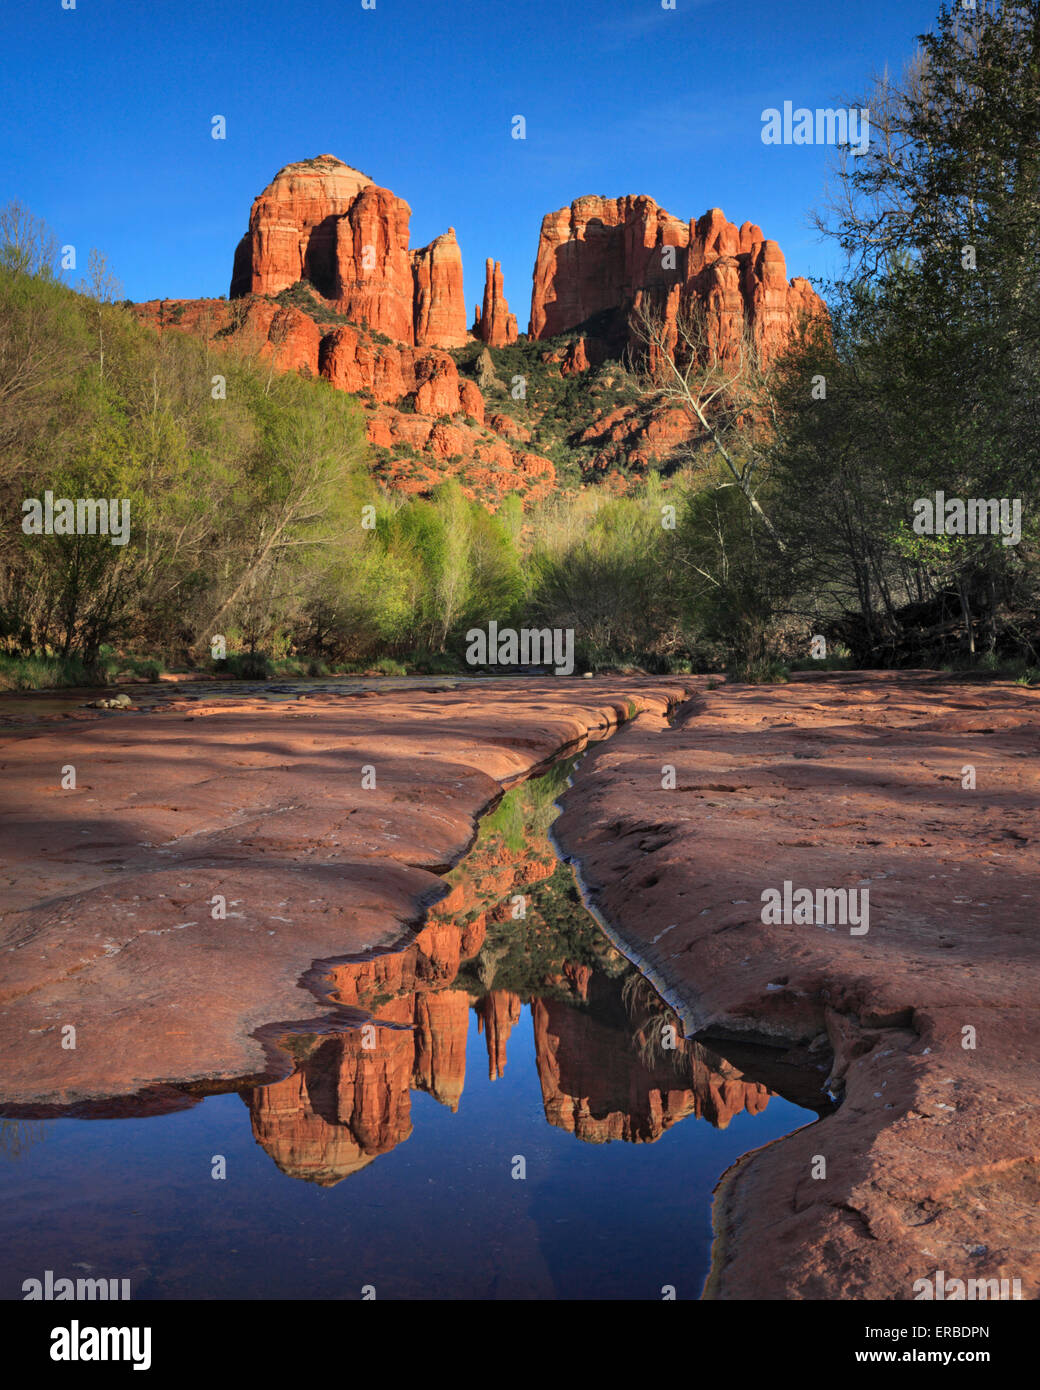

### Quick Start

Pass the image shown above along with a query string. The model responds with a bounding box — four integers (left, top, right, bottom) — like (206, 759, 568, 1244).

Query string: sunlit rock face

(228, 155, 471, 350)
(529, 195, 826, 363)
(231, 156, 410, 344)
(472, 259, 518, 346)
(412, 229, 469, 348)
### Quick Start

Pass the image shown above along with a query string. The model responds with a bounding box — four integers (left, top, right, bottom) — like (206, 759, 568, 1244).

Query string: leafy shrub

(215, 651, 274, 680)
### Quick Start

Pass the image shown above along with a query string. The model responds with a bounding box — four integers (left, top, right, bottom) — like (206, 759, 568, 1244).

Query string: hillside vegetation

(2, 2, 1039, 684)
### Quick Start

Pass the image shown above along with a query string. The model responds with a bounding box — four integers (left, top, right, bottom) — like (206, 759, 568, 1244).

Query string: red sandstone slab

(0, 679, 689, 1108)
(553, 674, 1040, 1301)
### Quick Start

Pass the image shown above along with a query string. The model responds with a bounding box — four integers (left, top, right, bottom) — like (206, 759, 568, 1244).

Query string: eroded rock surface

(0, 679, 690, 1107)
(529, 195, 826, 362)
(554, 673, 1039, 1300)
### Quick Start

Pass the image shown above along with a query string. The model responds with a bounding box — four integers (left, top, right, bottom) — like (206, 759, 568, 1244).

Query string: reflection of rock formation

(531, 996, 771, 1144)
(413, 990, 470, 1111)
(245, 970, 776, 1179)
(246, 981, 475, 1178)
(243, 773, 778, 1181)
(563, 961, 592, 1001)
(476, 991, 522, 1079)
(244, 1024, 414, 1185)
(326, 916, 483, 1012)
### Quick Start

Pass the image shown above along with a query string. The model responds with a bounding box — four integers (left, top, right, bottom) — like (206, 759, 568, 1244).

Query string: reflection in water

(0, 758, 829, 1300)
(242, 761, 779, 1183)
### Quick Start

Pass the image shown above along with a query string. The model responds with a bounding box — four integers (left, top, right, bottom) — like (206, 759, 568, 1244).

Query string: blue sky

(1, 0, 942, 325)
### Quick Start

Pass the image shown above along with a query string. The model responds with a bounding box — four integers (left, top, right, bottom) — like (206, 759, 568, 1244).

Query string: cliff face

(134, 153, 558, 508)
(529, 195, 825, 362)
(412, 229, 469, 348)
(230, 155, 466, 349)
(229, 156, 375, 301)
(136, 158, 829, 504)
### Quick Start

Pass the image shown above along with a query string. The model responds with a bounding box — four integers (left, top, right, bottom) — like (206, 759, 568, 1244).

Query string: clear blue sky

(1, 0, 941, 327)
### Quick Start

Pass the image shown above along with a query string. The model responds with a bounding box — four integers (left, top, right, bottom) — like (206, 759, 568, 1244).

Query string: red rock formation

(133, 298, 323, 377)
(487, 412, 531, 442)
(560, 337, 590, 377)
(245, 1024, 415, 1185)
(327, 182, 414, 342)
(413, 353, 466, 417)
(476, 990, 522, 1079)
(473, 259, 518, 346)
(230, 155, 467, 348)
(133, 292, 550, 506)
(137, 163, 830, 511)
(531, 997, 772, 1144)
(529, 194, 825, 363)
(412, 229, 469, 348)
(230, 155, 375, 300)
(413, 989, 470, 1111)
(318, 323, 414, 401)
(529, 195, 686, 341)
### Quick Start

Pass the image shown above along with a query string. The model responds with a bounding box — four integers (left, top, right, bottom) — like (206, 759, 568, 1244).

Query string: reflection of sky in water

(1, 763, 823, 1300)
(0, 1004, 813, 1301)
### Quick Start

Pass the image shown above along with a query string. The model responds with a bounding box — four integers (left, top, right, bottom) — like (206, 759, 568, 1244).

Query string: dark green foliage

(214, 651, 274, 680)
(767, 1, 1040, 666)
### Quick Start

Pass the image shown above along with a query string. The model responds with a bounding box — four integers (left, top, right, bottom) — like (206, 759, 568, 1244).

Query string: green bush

(727, 657, 790, 684)
(0, 653, 91, 690)
(215, 651, 274, 680)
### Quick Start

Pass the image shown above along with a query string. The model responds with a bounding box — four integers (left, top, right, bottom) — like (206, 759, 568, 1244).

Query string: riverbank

(552, 672, 1039, 1300)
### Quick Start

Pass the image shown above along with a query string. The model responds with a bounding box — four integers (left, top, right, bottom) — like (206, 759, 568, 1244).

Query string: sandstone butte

(135, 157, 552, 508)
(132, 156, 825, 506)
(529, 194, 826, 362)
(229, 154, 469, 349)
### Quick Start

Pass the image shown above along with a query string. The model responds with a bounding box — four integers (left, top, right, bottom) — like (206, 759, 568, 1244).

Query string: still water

(0, 760, 822, 1300)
